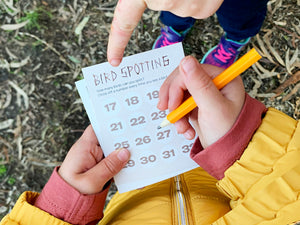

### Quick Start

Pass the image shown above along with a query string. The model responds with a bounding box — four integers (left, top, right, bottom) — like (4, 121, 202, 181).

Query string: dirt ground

(0, 0, 299, 220)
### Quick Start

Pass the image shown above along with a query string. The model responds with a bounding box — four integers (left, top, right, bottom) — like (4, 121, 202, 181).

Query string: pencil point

(159, 118, 171, 129)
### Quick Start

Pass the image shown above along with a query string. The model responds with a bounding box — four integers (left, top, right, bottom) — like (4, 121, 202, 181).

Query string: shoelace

(213, 44, 236, 63)
(161, 30, 179, 46)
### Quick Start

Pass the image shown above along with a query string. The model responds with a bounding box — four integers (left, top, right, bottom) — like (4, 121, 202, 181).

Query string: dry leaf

(272, 70, 300, 95)
(5, 47, 18, 59)
(75, 16, 90, 35)
(254, 61, 278, 79)
(0, 119, 14, 130)
(264, 32, 285, 66)
(282, 82, 300, 101)
(273, 21, 286, 26)
(255, 35, 276, 64)
(285, 48, 292, 74)
(0, 90, 12, 109)
(8, 81, 29, 109)
(290, 48, 299, 68)
(0, 59, 10, 70)
(1, 20, 29, 30)
(10, 56, 30, 68)
(1, 0, 19, 15)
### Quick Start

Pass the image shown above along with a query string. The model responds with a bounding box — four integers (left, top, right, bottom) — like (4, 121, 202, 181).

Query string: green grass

(0, 165, 7, 177)
(17, 7, 52, 30)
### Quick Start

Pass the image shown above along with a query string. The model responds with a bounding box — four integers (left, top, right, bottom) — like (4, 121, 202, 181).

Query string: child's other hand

(158, 56, 245, 148)
(58, 125, 130, 194)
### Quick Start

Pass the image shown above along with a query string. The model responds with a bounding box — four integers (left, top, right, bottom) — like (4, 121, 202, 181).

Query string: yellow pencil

(158, 48, 262, 129)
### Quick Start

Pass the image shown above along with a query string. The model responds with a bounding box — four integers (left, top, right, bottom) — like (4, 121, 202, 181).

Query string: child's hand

(58, 125, 130, 194)
(157, 56, 245, 148)
(107, 0, 223, 67)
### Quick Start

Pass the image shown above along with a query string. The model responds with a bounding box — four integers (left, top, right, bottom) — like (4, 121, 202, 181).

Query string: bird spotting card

(76, 43, 198, 193)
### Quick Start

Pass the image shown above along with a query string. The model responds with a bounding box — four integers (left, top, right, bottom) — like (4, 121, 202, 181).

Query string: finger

(78, 125, 99, 146)
(174, 117, 195, 140)
(200, 64, 244, 99)
(158, 67, 178, 110)
(167, 71, 186, 111)
(107, 0, 146, 66)
(83, 148, 130, 191)
(217, 76, 245, 103)
(179, 56, 225, 110)
(77, 125, 103, 163)
(198, 63, 245, 113)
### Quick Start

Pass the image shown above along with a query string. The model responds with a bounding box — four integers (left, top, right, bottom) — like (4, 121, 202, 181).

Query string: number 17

(104, 102, 116, 112)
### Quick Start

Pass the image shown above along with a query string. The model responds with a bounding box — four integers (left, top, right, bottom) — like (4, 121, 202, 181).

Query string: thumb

(179, 56, 224, 108)
(85, 148, 130, 188)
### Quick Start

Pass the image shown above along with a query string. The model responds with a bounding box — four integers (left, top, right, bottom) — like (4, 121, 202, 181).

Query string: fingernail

(157, 100, 161, 109)
(117, 148, 130, 161)
(183, 130, 194, 140)
(110, 59, 121, 67)
(181, 57, 196, 74)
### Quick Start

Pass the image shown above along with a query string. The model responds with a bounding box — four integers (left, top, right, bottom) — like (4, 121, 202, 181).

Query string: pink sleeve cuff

(34, 167, 109, 225)
(190, 94, 267, 180)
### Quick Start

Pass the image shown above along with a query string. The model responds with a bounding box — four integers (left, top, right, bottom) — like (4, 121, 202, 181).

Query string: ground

(0, 0, 299, 220)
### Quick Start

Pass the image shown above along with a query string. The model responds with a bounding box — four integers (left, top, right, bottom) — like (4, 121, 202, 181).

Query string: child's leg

(159, 11, 196, 32)
(216, 0, 269, 41)
(152, 11, 195, 49)
(201, 0, 269, 68)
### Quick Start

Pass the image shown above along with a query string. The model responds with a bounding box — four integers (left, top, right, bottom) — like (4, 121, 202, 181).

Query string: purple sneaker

(152, 26, 190, 49)
(201, 35, 251, 68)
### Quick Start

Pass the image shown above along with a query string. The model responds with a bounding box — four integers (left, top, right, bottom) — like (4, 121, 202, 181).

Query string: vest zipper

(174, 175, 189, 225)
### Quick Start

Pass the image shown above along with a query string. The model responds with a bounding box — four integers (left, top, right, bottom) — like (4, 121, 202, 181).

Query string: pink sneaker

(201, 35, 251, 68)
(153, 26, 190, 49)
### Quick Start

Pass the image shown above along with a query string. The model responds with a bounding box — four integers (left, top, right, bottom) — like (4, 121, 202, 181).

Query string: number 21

(110, 122, 123, 131)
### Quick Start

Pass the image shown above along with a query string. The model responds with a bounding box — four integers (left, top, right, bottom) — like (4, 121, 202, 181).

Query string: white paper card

(76, 43, 198, 193)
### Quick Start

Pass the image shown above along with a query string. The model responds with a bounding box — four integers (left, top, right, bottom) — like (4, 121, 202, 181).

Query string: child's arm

(158, 56, 300, 223)
(215, 107, 300, 224)
(158, 55, 267, 179)
(158, 55, 247, 148)
(1, 125, 130, 225)
(34, 125, 130, 224)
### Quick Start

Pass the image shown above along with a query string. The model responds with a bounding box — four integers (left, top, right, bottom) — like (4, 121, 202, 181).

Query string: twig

(18, 32, 74, 69)
(275, 24, 300, 40)
(282, 82, 300, 101)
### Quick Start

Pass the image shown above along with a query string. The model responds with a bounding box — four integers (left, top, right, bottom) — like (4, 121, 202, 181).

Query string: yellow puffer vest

(100, 108, 300, 225)
(1, 108, 300, 225)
